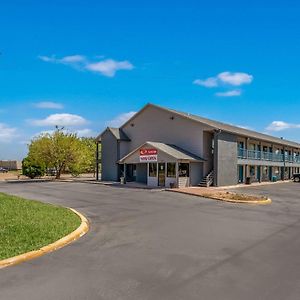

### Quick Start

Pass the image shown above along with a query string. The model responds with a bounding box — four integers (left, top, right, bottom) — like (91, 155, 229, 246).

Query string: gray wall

(202, 131, 213, 176)
(214, 132, 238, 186)
(101, 130, 119, 181)
(121, 105, 212, 159)
(136, 163, 147, 183)
(190, 162, 204, 186)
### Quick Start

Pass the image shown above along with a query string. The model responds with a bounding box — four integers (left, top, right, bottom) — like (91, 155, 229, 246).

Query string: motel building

(97, 104, 300, 188)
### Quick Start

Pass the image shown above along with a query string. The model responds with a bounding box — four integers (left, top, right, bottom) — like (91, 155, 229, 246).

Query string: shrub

(22, 159, 45, 179)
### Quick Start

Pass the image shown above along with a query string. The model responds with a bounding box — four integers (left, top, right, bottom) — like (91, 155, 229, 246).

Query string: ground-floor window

(148, 163, 157, 177)
(167, 163, 176, 177)
(178, 163, 189, 177)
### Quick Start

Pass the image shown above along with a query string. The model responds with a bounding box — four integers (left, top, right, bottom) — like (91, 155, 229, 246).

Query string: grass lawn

(0, 192, 81, 260)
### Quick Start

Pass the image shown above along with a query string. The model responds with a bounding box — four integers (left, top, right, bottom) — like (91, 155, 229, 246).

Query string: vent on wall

(130, 123, 135, 127)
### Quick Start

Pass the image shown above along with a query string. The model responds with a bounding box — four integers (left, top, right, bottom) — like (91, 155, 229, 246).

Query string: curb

(0, 208, 89, 269)
(166, 189, 272, 205)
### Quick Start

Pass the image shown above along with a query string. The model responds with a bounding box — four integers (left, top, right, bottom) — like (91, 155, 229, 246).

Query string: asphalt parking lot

(1, 181, 300, 300)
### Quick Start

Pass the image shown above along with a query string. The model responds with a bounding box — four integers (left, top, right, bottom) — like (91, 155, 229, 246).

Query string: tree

(22, 157, 45, 179)
(25, 128, 93, 179)
(80, 137, 98, 173)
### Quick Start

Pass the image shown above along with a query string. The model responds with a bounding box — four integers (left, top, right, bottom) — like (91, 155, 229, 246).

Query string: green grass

(0, 192, 81, 260)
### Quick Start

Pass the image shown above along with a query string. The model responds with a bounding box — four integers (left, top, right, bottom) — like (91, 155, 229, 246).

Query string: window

(178, 163, 189, 177)
(148, 163, 157, 177)
(167, 163, 176, 177)
(249, 143, 256, 151)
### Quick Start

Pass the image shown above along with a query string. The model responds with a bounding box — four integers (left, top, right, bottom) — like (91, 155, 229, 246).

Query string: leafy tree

(22, 157, 45, 179)
(80, 137, 98, 173)
(25, 128, 96, 179)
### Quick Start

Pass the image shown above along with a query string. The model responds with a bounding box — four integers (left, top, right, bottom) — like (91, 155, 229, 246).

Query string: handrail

(238, 148, 300, 163)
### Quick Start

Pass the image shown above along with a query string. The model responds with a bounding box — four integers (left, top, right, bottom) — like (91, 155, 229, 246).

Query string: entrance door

(158, 163, 166, 186)
(256, 166, 261, 182)
(238, 165, 244, 183)
(268, 166, 272, 181)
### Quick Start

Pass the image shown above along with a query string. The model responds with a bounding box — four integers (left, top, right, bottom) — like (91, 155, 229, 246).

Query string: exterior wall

(190, 162, 203, 186)
(101, 105, 300, 186)
(237, 136, 300, 183)
(202, 131, 213, 175)
(136, 163, 147, 183)
(214, 132, 238, 186)
(121, 105, 212, 160)
(101, 130, 119, 181)
(148, 175, 158, 186)
(165, 177, 177, 188)
(119, 140, 130, 159)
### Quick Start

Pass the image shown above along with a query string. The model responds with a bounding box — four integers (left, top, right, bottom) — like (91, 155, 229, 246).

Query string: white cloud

(193, 77, 218, 88)
(107, 111, 137, 127)
(215, 90, 242, 97)
(194, 71, 253, 88)
(34, 101, 64, 109)
(266, 121, 300, 132)
(59, 55, 86, 63)
(85, 59, 134, 77)
(30, 113, 88, 127)
(0, 123, 18, 142)
(38, 55, 86, 64)
(217, 72, 253, 86)
(39, 55, 134, 77)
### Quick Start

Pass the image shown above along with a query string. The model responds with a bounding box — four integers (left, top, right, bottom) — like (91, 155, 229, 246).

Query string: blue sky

(1, 0, 300, 159)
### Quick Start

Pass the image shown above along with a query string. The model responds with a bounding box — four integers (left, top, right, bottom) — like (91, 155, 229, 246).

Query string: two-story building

(97, 103, 300, 187)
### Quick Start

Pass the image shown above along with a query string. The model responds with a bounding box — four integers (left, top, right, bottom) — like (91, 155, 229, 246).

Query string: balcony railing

(238, 149, 300, 164)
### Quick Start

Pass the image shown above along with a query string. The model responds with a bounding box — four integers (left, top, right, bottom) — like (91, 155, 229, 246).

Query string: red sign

(140, 148, 158, 162)
(140, 149, 157, 156)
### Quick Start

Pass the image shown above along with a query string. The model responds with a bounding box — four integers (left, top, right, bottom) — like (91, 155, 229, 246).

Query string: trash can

(272, 176, 277, 182)
(169, 182, 175, 189)
(120, 177, 126, 184)
(245, 177, 251, 185)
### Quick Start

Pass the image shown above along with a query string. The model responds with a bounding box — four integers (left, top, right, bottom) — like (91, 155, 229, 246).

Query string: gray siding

(202, 131, 213, 175)
(214, 132, 238, 186)
(101, 130, 119, 181)
(136, 164, 147, 183)
(121, 105, 212, 159)
(190, 162, 204, 186)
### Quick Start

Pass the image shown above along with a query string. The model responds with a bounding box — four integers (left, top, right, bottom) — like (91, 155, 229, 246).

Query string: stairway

(198, 170, 214, 187)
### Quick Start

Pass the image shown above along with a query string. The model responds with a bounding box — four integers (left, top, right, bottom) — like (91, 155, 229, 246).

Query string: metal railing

(238, 149, 300, 164)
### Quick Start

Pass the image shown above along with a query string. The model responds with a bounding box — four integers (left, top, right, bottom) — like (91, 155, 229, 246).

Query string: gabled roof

(96, 127, 130, 142)
(121, 103, 300, 149)
(118, 141, 205, 163)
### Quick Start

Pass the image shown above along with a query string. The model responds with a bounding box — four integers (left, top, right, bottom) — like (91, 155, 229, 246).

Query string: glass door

(158, 163, 165, 186)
